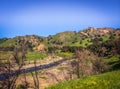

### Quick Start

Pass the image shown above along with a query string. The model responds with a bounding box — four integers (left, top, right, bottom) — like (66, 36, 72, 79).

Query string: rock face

(115, 29, 120, 36)
(97, 28, 113, 35)
(80, 27, 114, 37)
(37, 44, 45, 53)
(19, 35, 44, 46)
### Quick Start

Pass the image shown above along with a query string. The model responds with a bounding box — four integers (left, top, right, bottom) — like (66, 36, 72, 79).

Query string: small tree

(92, 58, 109, 74)
(71, 49, 109, 78)
(71, 49, 95, 78)
(31, 59, 39, 89)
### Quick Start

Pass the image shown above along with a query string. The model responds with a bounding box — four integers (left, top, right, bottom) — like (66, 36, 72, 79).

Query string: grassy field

(46, 70, 120, 89)
(0, 51, 48, 61)
(56, 50, 73, 58)
(26, 52, 48, 60)
(0, 38, 17, 47)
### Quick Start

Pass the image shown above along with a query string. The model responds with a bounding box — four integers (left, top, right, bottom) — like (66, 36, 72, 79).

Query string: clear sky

(0, 0, 120, 38)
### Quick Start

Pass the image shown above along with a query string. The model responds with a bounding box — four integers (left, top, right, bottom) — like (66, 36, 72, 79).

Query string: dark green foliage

(88, 38, 120, 57)
(105, 55, 120, 70)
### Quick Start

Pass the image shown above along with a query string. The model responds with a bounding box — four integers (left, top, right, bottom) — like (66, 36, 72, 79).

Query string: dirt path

(18, 58, 74, 89)
(0, 56, 67, 81)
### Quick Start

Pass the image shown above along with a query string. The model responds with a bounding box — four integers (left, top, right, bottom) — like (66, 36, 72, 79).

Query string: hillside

(0, 35, 45, 51)
(0, 27, 120, 89)
(0, 27, 120, 62)
(46, 70, 120, 89)
(47, 31, 76, 46)
(0, 38, 9, 44)
(80, 27, 114, 37)
(0, 27, 120, 51)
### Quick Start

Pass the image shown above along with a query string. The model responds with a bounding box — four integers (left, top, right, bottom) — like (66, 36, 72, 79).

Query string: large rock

(37, 44, 45, 52)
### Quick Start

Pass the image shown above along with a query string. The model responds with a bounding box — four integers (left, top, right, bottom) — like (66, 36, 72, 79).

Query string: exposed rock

(80, 27, 114, 37)
(37, 44, 46, 52)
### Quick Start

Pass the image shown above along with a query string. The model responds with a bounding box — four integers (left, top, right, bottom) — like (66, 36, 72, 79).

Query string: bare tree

(0, 58, 18, 89)
(71, 49, 110, 78)
(92, 57, 110, 74)
(0, 37, 28, 89)
(71, 49, 102, 78)
(31, 59, 39, 89)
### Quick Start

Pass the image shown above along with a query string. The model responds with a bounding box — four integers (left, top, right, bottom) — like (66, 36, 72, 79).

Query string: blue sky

(0, 0, 120, 38)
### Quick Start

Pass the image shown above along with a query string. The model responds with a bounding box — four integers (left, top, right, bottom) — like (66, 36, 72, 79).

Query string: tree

(71, 49, 95, 78)
(0, 37, 41, 89)
(71, 49, 109, 78)
(0, 37, 28, 89)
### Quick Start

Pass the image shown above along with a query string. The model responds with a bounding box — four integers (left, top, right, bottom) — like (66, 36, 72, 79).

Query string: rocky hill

(79, 27, 115, 37)
(0, 27, 120, 51)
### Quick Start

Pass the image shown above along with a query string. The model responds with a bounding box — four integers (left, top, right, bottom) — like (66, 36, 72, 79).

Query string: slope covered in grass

(0, 38, 17, 47)
(26, 52, 48, 60)
(46, 70, 120, 89)
(70, 38, 93, 47)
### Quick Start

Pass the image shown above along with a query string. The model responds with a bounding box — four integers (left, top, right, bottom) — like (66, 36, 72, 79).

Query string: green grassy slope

(26, 52, 48, 60)
(70, 38, 93, 47)
(46, 70, 120, 89)
(0, 38, 8, 44)
(47, 31, 76, 46)
(0, 38, 17, 47)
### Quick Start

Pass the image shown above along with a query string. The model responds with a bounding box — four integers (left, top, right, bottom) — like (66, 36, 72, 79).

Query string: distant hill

(0, 38, 9, 44)
(0, 27, 120, 51)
